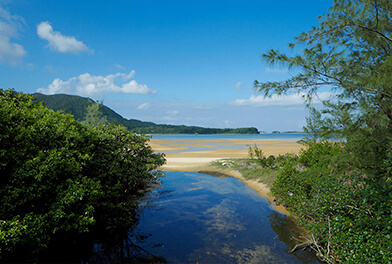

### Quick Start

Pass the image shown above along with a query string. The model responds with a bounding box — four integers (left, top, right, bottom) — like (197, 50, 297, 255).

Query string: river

(47, 170, 322, 263)
(119, 170, 322, 263)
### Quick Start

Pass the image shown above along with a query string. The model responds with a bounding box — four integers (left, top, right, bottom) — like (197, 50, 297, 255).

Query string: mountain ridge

(32, 93, 259, 134)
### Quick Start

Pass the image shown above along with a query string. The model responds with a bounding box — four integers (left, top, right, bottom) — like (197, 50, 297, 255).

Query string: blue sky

(0, 0, 333, 132)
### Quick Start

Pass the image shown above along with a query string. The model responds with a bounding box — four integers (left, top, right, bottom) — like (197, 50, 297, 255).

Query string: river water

(128, 171, 322, 263)
(37, 133, 322, 263)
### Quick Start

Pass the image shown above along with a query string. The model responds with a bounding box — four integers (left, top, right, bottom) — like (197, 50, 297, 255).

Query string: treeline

(32, 93, 259, 134)
(0, 89, 165, 262)
(131, 125, 258, 134)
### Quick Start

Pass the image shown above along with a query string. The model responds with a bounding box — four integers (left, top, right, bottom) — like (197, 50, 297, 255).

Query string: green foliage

(0, 89, 165, 261)
(212, 158, 280, 187)
(33, 93, 259, 134)
(213, 153, 298, 187)
(271, 142, 392, 263)
(255, 0, 392, 143)
(82, 100, 108, 127)
(297, 141, 342, 168)
(254, 0, 392, 262)
(248, 144, 264, 160)
(248, 145, 295, 169)
(271, 142, 343, 208)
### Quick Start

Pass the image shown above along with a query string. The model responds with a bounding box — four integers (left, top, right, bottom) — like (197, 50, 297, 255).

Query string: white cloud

(46, 65, 57, 73)
(162, 110, 179, 121)
(167, 110, 179, 116)
(224, 120, 234, 126)
(0, 7, 26, 65)
(37, 21, 89, 53)
(231, 92, 334, 107)
(192, 103, 213, 110)
(25, 63, 34, 70)
(115, 63, 124, 69)
(113, 100, 309, 132)
(137, 102, 150, 110)
(37, 71, 157, 96)
(265, 67, 288, 73)
(235, 81, 242, 90)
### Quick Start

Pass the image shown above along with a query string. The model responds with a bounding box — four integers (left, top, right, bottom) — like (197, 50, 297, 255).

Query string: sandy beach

(149, 137, 303, 214)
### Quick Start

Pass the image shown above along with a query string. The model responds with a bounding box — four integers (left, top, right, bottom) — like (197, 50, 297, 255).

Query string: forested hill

(32, 93, 259, 134)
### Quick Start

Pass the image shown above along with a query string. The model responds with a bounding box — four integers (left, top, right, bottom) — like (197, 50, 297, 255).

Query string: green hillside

(32, 93, 259, 134)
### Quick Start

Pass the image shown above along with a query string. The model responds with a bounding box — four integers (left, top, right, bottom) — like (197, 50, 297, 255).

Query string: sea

(150, 133, 308, 141)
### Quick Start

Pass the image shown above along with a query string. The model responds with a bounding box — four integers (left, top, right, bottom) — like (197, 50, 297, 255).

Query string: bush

(248, 144, 295, 169)
(298, 141, 342, 168)
(271, 141, 392, 263)
(0, 89, 165, 261)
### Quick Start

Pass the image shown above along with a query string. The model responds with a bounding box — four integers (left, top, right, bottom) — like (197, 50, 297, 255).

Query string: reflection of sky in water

(134, 171, 322, 263)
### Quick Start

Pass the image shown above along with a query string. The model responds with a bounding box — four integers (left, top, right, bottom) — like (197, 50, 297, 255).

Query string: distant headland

(32, 93, 259, 134)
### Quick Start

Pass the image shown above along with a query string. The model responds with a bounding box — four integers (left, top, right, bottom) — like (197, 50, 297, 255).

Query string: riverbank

(149, 138, 303, 215)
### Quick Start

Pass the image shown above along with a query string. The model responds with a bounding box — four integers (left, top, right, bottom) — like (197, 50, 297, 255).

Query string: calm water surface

(150, 133, 307, 141)
(131, 171, 321, 263)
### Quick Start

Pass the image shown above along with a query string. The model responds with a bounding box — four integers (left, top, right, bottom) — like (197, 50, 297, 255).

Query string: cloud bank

(137, 102, 151, 110)
(0, 7, 26, 65)
(37, 21, 89, 53)
(231, 92, 334, 106)
(38, 71, 157, 96)
(109, 100, 308, 132)
(167, 110, 179, 116)
(265, 67, 288, 73)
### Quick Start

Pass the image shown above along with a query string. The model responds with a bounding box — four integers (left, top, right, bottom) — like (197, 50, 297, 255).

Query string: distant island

(32, 93, 259, 134)
(271, 131, 304, 134)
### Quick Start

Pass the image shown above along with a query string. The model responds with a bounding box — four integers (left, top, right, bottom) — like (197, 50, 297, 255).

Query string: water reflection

(37, 171, 320, 263)
(87, 234, 167, 264)
(129, 171, 322, 263)
(35, 216, 166, 263)
(80, 183, 173, 263)
(268, 212, 318, 263)
(29, 183, 172, 263)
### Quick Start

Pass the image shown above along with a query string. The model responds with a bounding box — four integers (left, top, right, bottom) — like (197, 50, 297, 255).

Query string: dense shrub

(253, 0, 392, 261)
(271, 142, 392, 263)
(248, 144, 297, 169)
(0, 89, 165, 261)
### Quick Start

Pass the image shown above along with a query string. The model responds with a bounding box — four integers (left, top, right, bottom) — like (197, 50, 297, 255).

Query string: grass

(211, 144, 299, 188)
(211, 158, 280, 188)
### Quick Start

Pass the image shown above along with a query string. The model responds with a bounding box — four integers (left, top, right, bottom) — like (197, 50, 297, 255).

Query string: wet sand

(149, 138, 303, 215)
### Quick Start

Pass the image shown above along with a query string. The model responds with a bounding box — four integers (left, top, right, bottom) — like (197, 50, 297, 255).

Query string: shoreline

(150, 138, 303, 215)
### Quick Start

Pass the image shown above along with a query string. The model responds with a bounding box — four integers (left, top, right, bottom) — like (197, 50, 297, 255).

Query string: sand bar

(149, 138, 303, 215)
